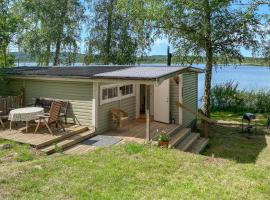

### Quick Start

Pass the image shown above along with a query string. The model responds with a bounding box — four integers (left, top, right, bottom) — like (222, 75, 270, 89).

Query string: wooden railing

(176, 101, 216, 137)
(0, 89, 24, 115)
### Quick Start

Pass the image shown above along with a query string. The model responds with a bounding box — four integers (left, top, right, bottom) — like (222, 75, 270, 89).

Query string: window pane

(108, 88, 113, 98)
(130, 85, 133, 94)
(120, 84, 134, 96)
(121, 86, 126, 96)
(113, 87, 118, 97)
(102, 89, 107, 100)
(108, 87, 118, 99)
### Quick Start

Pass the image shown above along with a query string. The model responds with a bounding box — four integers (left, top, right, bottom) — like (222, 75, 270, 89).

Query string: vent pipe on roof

(167, 46, 172, 66)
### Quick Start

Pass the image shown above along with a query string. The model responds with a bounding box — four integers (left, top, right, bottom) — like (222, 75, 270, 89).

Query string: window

(100, 85, 119, 104)
(100, 84, 135, 105)
(120, 84, 134, 97)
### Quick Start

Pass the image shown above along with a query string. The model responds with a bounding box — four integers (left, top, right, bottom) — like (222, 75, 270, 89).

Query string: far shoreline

(14, 62, 270, 68)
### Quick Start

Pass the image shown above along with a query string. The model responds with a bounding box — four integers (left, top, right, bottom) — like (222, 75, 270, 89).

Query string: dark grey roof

(94, 67, 186, 80)
(0, 66, 131, 78)
(0, 65, 204, 80)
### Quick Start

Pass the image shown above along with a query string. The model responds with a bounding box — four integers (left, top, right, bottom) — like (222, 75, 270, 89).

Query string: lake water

(197, 65, 270, 106)
(16, 63, 270, 106)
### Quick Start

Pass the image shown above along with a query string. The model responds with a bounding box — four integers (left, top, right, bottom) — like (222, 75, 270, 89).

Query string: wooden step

(176, 132, 200, 152)
(169, 128, 191, 148)
(63, 144, 97, 155)
(40, 130, 95, 155)
(188, 137, 209, 154)
(36, 125, 89, 149)
(167, 125, 183, 137)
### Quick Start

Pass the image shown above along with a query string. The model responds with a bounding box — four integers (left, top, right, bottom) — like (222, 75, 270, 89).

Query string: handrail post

(145, 85, 150, 141)
(176, 101, 215, 138)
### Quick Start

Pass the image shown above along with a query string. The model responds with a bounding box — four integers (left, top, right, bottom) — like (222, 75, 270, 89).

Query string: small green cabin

(0, 66, 203, 134)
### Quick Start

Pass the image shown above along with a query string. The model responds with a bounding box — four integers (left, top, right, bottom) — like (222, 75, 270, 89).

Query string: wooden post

(145, 85, 150, 141)
(20, 87, 25, 107)
(203, 120, 209, 138)
(146, 109, 150, 141)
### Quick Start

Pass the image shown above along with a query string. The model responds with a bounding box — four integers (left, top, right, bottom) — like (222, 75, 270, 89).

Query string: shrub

(210, 81, 270, 113)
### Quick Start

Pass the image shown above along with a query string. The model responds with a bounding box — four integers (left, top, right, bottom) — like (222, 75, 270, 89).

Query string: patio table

(9, 107, 44, 133)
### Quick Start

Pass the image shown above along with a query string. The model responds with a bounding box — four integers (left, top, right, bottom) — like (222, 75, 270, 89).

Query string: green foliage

(0, 53, 15, 67)
(0, 0, 21, 67)
(132, 0, 267, 116)
(211, 81, 270, 113)
(158, 130, 170, 142)
(18, 0, 85, 66)
(85, 0, 153, 65)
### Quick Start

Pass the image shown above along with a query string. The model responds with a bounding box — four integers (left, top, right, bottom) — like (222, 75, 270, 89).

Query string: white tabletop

(9, 107, 44, 122)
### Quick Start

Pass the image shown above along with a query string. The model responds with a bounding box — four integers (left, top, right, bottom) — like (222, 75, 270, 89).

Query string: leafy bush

(211, 81, 270, 113)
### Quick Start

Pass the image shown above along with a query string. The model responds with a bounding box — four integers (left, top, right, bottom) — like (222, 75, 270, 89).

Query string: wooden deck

(0, 123, 90, 148)
(0, 119, 180, 154)
(64, 119, 180, 154)
(103, 119, 180, 143)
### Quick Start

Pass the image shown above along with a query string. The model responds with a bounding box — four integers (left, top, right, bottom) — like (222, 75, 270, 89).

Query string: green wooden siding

(170, 78, 179, 124)
(0, 78, 23, 96)
(1, 71, 198, 131)
(22, 79, 94, 127)
(97, 83, 136, 133)
(182, 73, 198, 127)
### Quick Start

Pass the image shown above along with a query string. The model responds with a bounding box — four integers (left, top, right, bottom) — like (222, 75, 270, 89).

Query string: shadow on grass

(198, 124, 269, 164)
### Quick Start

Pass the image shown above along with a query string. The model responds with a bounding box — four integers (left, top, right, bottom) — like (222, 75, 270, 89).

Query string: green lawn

(211, 111, 269, 126)
(0, 139, 43, 163)
(0, 121, 270, 199)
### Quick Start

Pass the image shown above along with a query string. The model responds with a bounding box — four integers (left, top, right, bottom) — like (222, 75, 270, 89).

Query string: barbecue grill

(242, 113, 257, 133)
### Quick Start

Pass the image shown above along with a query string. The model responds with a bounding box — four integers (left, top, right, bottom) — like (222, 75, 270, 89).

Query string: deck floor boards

(0, 123, 90, 148)
(103, 119, 179, 143)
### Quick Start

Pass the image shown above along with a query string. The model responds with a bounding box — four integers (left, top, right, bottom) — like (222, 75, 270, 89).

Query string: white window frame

(119, 84, 135, 99)
(100, 83, 135, 105)
(100, 84, 119, 105)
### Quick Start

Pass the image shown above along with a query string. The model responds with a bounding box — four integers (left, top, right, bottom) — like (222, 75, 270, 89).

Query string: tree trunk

(104, 0, 114, 64)
(3, 47, 7, 68)
(202, 46, 213, 117)
(53, 38, 61, 66)
(45, 41, 51, 66)
(201, 0, 213, 117)
(53, 1, 67, 66)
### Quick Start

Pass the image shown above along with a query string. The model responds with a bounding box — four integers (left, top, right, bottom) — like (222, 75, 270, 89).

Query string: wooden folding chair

(111, 108, 129, 129)
(34, 101, 65, 134)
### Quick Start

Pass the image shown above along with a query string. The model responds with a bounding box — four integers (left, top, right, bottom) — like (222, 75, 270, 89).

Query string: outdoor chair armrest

(37, 114, 50, 118)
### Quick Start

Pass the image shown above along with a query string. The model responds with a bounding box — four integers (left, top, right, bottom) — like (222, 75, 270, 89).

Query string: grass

(0, 116, 270, 199)
(0, 139, 43, 163)
(211, 111, 269, 126)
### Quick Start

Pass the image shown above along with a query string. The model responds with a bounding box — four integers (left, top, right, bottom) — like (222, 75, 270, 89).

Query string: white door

(154, 79, 170, 123)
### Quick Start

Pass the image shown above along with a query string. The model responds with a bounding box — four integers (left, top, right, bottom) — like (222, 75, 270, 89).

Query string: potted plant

(158, 130, 170, 148)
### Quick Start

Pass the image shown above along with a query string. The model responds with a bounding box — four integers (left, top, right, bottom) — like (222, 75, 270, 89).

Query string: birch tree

(0, 0, 20, 67)
(136, 0, 267, 117)
(85, 0, 153, 65)
(19, 0, 85, 66)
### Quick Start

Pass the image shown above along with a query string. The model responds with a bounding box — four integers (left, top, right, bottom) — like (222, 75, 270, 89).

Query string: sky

(10, 2, 269, 57)
(148, 3, 269, 56)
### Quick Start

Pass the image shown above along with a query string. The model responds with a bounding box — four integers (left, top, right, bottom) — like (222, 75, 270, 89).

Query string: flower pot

(158, 141, 169, 148)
